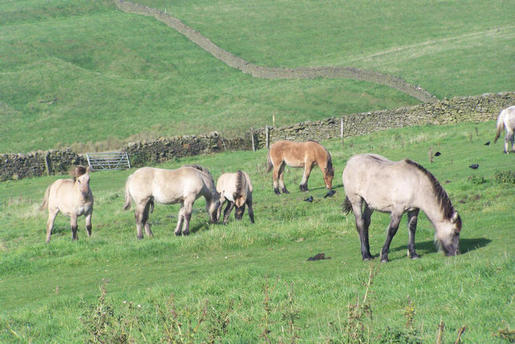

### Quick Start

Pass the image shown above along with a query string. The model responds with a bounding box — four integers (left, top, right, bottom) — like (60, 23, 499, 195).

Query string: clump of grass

(494, 169, 515, 184)
(468, 175, 487, 185)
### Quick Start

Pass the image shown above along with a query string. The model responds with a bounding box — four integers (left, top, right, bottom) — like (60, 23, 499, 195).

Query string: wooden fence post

(340, 117, 344, 145)
(265, 126, 270, 149)
(250, 128, 256, 152)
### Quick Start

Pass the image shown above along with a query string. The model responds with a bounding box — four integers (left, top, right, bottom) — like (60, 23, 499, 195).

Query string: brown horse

(216, 170, 254, 224)
(267, 140, 334, 194)
(40, 166, 94, 243)
(343, 154, 461, 262)
(123, 166, 220, 238)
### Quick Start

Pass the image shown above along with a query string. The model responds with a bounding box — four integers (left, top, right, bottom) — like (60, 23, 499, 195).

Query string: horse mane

(70, 165, 87, 181)
(234, 170, 244, 199)
(404, 159, 455, 219)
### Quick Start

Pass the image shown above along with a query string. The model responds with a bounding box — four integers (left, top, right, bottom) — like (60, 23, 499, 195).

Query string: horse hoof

(362, 256, 374, 261)
(183, 231, 190, 236)
(282, 189, 289, 194)
(410, 254, 420, 260)
(381, 258, 389, 263)
(174, 232, 182, 236)
(274, 188, 281, 195)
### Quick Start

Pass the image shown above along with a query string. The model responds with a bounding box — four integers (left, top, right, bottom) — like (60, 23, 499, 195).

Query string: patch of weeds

(494, 170, 515, 184)
(468, 175, 487, 185)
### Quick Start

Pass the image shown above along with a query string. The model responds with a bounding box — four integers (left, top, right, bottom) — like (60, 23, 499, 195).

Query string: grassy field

(133, 0, 515, 98)
(1, 121, 513, 342)
(1, 0, 514, 153)
(0, 0, 415, 153)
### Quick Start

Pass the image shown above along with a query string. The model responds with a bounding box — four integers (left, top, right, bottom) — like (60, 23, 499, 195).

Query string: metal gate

(85, 151, 131, 170)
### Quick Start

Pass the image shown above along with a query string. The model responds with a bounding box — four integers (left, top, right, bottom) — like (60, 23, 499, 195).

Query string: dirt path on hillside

(114, 0, 436, 103)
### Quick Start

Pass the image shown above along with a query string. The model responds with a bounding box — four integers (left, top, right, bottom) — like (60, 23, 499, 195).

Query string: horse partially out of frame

(342, 154, 462, 262)
(216, 170, 254, 224)
(494, 106, 515, 154)
(123, 165, 220, 238)
(266, 140, 334, 194)
(41, 166, 94, 243)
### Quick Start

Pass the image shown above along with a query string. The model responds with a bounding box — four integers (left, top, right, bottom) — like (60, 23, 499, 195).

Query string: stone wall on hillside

(1, 92, 513, 181)
(253, 92, 514, 147)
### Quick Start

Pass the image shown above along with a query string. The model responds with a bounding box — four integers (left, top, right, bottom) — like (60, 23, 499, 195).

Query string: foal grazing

(216, 170, 254, 224)
(123, 166, 220, 238)
(494, 106, 515, 153)
(342, 154, 461, 262)
(41, 166, 94, 243)
(267, 140, 334, 194)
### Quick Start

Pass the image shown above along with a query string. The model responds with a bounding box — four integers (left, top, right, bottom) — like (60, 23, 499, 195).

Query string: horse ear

(451, 211, 459, 223)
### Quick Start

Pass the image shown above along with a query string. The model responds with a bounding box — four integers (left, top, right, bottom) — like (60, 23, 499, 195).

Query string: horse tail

(266, 150, 273, 173)
(40, 185, 51, 211)
(123, 177, 132, 210)
(149, 197, 154, 213)
(342, 196, 353, 215)
(494, 110, 505, 143)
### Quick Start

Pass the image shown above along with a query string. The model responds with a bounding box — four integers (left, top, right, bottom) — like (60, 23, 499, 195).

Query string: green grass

(0, 0, 416, 153)
(1, 122, 513, 342)
(2, 0, 514, 153)
(133, 0, 515, 98)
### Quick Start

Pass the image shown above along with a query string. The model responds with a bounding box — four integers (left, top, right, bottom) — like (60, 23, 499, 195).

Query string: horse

(123, 165, 220, 238)
(40, 166, 94, 243)
(266, 140, 334, 194)
(216, 170, 254, 224)
(494, 106, 515, 154)
(342, 154, 462, 262)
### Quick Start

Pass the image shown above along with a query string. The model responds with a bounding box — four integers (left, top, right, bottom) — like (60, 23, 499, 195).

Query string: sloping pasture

(0, 122, 513, 342)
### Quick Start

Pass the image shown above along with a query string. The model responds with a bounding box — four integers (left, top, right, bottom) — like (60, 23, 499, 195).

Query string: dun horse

(216, 170, 254, 224)
(41, 166, 94, 243)
(494, 106, 515, 154)
(267, 140, 334, 194)
(123, 165, 220, 238)
(342, 154, 462, 262)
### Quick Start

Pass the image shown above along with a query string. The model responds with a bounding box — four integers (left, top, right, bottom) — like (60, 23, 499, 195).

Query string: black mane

(405, 159, 455, 219)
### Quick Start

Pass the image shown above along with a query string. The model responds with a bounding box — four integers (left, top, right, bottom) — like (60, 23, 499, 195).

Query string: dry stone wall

(0, 92, 513, 181)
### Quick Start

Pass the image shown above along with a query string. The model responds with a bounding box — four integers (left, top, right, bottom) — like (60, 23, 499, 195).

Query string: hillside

(1, 0, 513, 153)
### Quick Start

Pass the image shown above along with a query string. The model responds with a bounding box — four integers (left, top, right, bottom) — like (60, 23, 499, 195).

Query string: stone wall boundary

(1, 92, 513, 181)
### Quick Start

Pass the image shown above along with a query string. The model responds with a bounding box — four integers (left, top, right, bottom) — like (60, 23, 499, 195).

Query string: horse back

(343, 154, 422, 211)
(270, 140, 330, 167)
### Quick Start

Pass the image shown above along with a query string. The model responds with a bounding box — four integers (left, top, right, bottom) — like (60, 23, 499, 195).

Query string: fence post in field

(265, 126, 270, 149)
(44, 152, 52, 176)
(250, 128, 256, 152)
(340, 117, 344, 145)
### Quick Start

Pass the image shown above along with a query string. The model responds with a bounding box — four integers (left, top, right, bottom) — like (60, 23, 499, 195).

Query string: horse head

(436, 211, 461, 256)
(323, 158, 335, 190)
(207, 191, 221, 224)
(72, 166, 91, 199)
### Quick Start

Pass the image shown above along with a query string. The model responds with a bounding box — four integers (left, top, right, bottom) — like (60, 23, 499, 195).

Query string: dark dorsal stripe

(234, 170, 244, 200)
(404, 159, 455, 219)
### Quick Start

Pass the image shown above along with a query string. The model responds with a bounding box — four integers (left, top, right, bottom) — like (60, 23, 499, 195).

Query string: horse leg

(407, 209, 420, 259)
(351, 198, 373, 260)
(278, 162, 289, 194)
(70, 214, 78, 241)
(223, 201, 235, 225)
(362, 203, 374, 256)
(134, 202, 147, 239)
(299, 163, 313, 192)
(45, 208, 59, 243)
(247, 198, 255, 224)
(507, 132, 514, 153)
(174, 204, 185, 236)
(272, 163, 281, 194)
(85, 212, 92, 237)
(380, 212, 402, 263)
(143, 201, 153, 237)
(181, 200, 193, 236)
